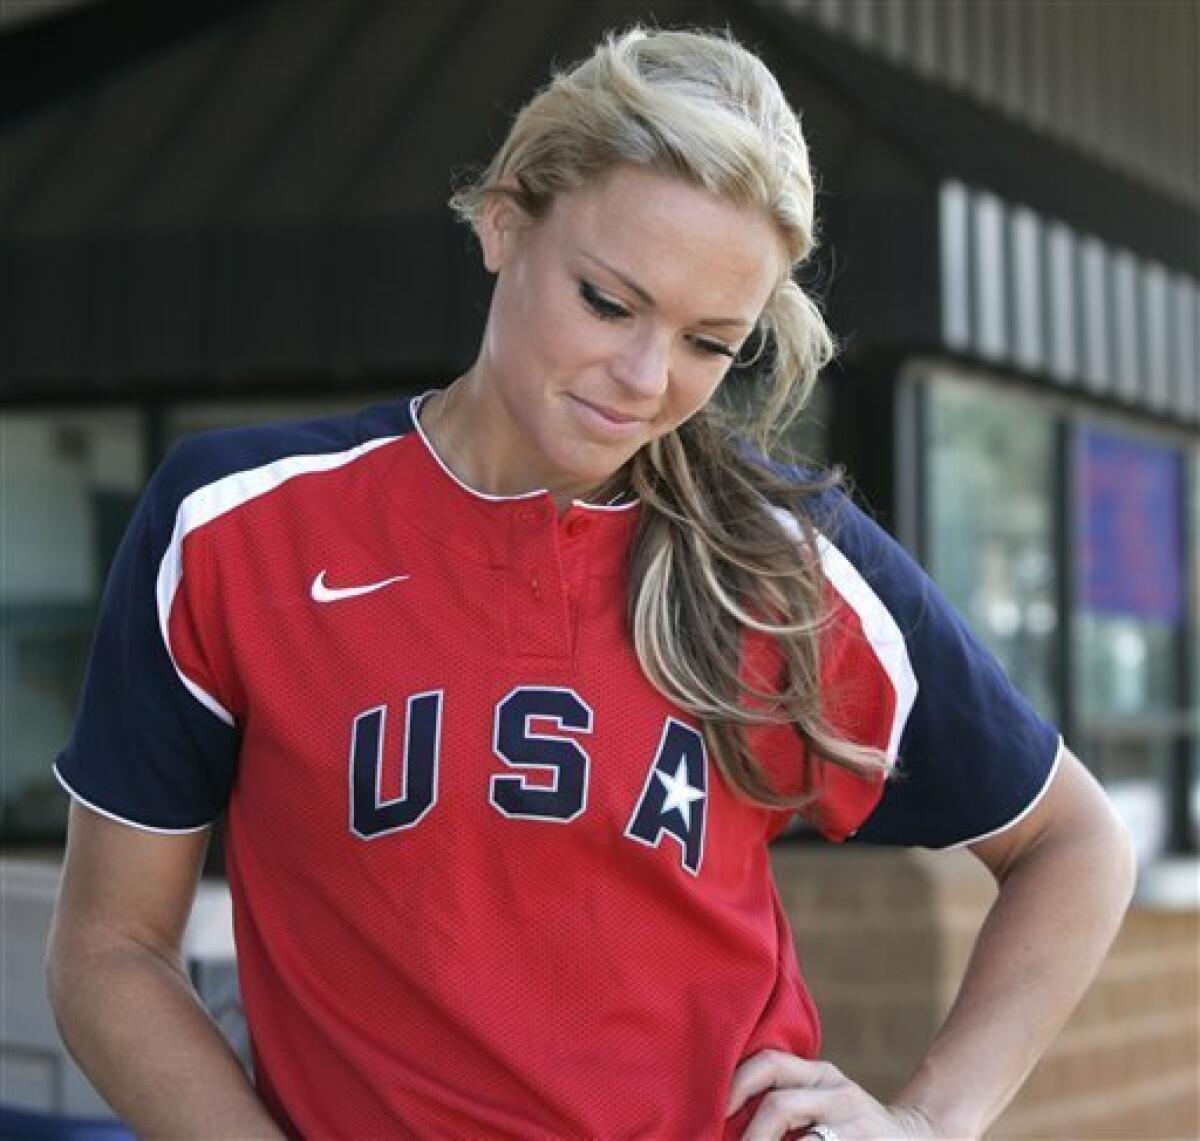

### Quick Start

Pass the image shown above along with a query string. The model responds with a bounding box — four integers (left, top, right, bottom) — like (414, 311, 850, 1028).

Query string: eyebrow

(581, 254, 754, 331)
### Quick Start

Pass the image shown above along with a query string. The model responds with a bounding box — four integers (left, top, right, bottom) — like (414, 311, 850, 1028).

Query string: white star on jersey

(655, 760, 706, 828)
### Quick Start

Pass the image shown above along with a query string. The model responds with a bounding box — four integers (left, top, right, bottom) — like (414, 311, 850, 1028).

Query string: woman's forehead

(543, 168, 788, 311)
(550, 165, 760, 230)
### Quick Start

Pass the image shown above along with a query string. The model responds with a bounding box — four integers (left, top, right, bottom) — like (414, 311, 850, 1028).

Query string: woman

(48, 25, 1134, 1141)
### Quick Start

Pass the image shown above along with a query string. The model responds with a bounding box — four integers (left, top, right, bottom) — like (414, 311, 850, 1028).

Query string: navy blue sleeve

(54, 400, 408, 831)
(54, 438, 240, 831)
(814, 489, 1062, 849)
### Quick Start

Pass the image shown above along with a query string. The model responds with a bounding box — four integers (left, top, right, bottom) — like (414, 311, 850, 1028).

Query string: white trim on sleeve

(53, 764, 216, 835)
(772, 507, 920, 768)
(155, 434, 402, 725)
(940, 734, 1066, 851)
(813, 532, 920, 767)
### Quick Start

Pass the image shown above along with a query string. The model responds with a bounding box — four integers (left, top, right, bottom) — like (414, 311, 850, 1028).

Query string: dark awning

(1, 0, 613, 394)
(751, 4, 1199, 283)
(1, 0, 1194, 398)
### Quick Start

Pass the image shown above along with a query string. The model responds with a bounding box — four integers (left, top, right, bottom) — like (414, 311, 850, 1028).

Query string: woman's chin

(537, 442, 637, 495)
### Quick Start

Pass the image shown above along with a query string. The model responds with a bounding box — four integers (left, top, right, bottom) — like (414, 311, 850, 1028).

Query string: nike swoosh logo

(310, 569, 410, 603)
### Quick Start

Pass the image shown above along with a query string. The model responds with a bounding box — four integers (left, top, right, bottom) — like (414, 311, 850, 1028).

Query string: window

(165, 394, 390, 449)
(1, 411, 144, 839)
(924, 378, 1060, 721)
(1073, 424, 1189, 859)
(1192, 453, 1199, 832)
(2, 392, 397, 844)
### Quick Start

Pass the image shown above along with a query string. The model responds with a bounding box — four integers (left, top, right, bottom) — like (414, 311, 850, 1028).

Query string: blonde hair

(450, 26, 888, 810)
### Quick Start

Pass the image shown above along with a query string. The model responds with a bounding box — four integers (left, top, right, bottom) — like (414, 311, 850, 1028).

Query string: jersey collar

(386, 392, 641, 572)
(408, 391, 639, 513)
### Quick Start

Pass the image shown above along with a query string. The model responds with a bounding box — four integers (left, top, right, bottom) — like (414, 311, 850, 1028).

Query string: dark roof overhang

(2, 0, 1194, 399)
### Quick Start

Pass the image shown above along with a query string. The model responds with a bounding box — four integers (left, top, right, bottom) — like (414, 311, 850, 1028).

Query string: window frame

(900, 357, 1198, 859)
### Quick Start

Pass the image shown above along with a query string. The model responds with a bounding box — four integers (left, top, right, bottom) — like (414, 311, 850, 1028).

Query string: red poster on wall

(1075, 426, 1184, 624)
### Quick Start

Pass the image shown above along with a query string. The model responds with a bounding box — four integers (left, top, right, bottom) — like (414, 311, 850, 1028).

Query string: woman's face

(462, 163, 789, 505)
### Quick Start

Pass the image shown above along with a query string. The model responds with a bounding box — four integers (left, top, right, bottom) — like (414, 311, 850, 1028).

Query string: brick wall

(770, 843, 1200, 1140)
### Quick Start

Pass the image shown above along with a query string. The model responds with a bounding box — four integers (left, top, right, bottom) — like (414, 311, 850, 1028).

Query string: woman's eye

(580, 280, 734, 359)
(579, 280, 629, 320)
(693, 337, 736, 359)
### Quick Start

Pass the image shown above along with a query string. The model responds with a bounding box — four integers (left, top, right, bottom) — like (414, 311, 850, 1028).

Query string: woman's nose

(611, 328, 671, 399)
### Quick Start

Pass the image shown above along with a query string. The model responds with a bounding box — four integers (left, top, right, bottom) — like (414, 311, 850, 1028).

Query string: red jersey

(56, 394, 1060, 1138)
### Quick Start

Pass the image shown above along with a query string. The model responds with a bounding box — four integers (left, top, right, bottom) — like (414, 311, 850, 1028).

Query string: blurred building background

(1, 0, 1196, 1136)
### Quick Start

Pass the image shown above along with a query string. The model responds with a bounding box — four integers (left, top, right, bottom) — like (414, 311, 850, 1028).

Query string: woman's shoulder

(734, 444, 858, 537)
(149, 398, 417, 515)
(739, 447, 925, 608)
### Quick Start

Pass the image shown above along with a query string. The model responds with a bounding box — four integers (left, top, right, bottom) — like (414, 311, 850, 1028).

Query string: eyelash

(578, 281, 736, 359)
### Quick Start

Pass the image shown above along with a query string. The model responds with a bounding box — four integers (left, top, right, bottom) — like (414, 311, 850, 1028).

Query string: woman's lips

(569, 394, 650, 437)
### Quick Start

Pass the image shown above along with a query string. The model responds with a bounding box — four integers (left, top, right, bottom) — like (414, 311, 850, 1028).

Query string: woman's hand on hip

(726, 1050, 942, 1140)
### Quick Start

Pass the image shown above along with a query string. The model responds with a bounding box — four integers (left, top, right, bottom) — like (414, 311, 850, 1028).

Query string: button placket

(508, 499, 572, 660)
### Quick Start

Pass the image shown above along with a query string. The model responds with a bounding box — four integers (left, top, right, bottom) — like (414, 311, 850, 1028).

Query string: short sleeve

(809, 489, 1062, 849)
(54, 439, 239, 832)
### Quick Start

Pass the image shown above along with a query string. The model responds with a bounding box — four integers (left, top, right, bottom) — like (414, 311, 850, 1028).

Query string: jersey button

(564, 516, 590, 538)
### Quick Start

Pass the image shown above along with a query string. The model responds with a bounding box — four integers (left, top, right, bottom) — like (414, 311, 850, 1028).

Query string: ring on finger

(808, 1126, 842, 1141)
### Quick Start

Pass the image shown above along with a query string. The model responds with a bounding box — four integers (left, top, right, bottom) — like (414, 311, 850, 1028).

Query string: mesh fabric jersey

(56, 394, 1060, 1139)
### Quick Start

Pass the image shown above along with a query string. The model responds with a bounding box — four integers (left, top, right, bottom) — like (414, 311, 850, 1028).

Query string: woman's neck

(418, 375, 631, 513)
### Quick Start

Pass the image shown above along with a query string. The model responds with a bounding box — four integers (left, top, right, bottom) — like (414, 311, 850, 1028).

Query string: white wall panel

(1112, 251, 1142, 404)
(1142, 263, 1171, 412)
(1173, 278, 1199, 419)
(940, 181, 972, 351)
(771, 0, 1199, 208)
(1046, 221, 1078, 384)
(972, 191, 1007, 361)
(1080, 236, 1112, 393)
(1010, 205, 1043, 372)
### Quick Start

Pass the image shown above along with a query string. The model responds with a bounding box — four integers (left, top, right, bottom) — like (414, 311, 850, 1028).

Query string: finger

(740, 1086, 832, 1141)
(726, 1052, 834, 1116)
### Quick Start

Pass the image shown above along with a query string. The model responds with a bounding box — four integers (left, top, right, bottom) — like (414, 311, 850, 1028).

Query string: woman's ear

(476, 191, 525, 275)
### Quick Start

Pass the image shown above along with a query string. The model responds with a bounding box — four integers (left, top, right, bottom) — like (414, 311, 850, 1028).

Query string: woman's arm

(892, 747, 1136, 1137)
(47, 801, 283, 1139)
(727, 747, 1137, 1140)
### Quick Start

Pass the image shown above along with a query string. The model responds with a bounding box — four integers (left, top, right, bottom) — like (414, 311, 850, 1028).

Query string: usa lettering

(350, 685, 708, 874)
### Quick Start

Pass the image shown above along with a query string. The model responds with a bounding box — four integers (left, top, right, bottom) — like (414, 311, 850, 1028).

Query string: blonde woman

(48, 26, 1133, 1141)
